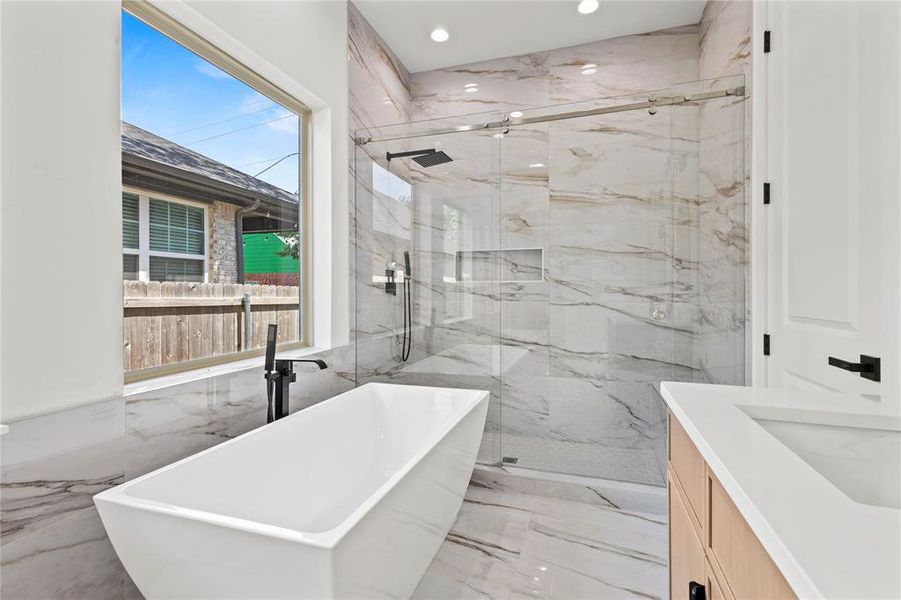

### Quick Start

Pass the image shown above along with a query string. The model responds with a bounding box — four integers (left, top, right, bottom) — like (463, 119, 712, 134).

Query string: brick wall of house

(209, 201, 238, 283)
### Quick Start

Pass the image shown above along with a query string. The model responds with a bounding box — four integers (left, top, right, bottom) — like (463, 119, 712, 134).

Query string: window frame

(122, 1, 312, 384)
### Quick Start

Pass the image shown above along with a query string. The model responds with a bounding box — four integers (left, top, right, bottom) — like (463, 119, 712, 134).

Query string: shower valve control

(385, 265, 397, 295)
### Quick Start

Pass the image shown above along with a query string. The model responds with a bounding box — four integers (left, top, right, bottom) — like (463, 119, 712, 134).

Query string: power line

(170, 103, 278, 137)
(184, 114, 295, 146)
(164, 97, 275, 136)
(253, 152, 299, 177)
(238, 154, 292, 169)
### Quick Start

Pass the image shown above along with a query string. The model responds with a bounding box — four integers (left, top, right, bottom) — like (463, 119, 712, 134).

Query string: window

(122, 5, 310, 380)
(122, 191, 208, 283)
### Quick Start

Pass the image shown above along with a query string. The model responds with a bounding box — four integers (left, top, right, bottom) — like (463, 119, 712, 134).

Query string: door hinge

(763, 182, 771, 205)
(764, 30, 771, 53)
(763, 334, 771, 356)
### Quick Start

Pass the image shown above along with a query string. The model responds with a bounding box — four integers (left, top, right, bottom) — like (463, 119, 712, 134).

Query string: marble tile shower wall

(409, 26, 713, 485)
(0, 5, 407, 598)
(349, 1, 420, 388)
(696, 1, 752, 384)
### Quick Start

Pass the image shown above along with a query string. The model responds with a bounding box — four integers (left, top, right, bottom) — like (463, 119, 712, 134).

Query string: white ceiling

(353, 0, 706, 73)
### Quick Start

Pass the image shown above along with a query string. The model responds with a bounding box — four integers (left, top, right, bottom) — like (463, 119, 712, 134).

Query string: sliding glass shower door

(353, 114, 504, 464)
(496, 90, 677, 484)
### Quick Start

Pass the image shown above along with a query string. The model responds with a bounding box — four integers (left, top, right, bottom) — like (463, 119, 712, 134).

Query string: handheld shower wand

(401, 251, 412, 362)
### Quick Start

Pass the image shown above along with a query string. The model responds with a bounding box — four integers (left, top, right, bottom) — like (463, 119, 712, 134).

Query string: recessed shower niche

(456, 248, 544, 283)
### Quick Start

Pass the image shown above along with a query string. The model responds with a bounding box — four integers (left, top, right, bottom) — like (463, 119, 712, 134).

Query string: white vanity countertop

(660, 382, 901, 600)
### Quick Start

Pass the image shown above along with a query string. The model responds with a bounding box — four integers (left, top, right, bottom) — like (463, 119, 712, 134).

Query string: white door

(767, 1, 900, 405)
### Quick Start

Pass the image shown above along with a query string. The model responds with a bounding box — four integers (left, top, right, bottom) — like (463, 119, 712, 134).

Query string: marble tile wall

(407, 26, 716, 485)
(348, 1, 422, 393)
(351, 8, 747, 483)
(696, 1, 752, 385)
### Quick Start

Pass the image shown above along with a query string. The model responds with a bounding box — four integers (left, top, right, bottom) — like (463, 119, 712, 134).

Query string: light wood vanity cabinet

(668, 414, 796, 600)
(669, 477, 707, 599)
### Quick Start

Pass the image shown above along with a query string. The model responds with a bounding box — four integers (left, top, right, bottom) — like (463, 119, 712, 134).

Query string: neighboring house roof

(121, 122, 298, 208)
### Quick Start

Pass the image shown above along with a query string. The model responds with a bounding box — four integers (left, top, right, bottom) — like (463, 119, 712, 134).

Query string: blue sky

(121, 12, 299, 194)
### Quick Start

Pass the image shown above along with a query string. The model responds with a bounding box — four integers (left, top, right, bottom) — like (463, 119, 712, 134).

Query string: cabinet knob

(689, 581, 707, 600)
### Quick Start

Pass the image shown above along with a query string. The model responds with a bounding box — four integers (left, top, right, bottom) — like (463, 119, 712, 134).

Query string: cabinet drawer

(706, 561, 733, 600)
(708, 474, 797, 600)
(669, 473, 706, 600)
(668, 413, 706, 532)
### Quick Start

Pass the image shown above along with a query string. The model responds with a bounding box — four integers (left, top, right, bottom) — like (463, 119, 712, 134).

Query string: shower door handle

(827, 355, 881, 382)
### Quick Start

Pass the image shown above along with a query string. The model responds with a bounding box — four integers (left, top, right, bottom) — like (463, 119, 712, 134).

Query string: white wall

(0, 0, 350, 420)
(0, 1, 123, 421)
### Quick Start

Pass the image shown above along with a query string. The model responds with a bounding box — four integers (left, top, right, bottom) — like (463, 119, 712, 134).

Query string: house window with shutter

(121, 190, 208, 283)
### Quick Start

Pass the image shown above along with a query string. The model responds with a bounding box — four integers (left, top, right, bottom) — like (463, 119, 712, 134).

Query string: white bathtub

(95, 383, 489, 599)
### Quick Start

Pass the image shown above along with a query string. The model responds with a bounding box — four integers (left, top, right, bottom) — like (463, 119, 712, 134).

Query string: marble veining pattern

(0, 343, 355, 599)
(391, 5, 750, 481)
(1, 398, 125, 546)
(1, 3, 750, 598)
(413, 468, 668, 599)
(402, 26, 710, 480)
(695, 0, 751, 384)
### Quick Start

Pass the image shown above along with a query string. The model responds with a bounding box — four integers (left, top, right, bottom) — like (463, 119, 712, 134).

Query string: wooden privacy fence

(123, 281, 301, 372)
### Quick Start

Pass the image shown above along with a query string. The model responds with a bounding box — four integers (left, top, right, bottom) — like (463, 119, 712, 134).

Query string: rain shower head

(386, 148, 453, 168)
(411, 150, 452, 168)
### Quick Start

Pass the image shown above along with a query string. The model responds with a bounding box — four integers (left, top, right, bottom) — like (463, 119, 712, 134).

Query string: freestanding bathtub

(95, 383, 489, 599)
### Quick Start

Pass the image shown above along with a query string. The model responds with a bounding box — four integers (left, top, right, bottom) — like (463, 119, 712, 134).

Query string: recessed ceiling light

(577, 0, 599, 15)
(529, 162, 545, 168)
(510, 111, 524, 118)
(582, 67, 598, 75)
(430, 27, 450, 42)
(464, 83, 478, 88)
(465, 87, 479, 93)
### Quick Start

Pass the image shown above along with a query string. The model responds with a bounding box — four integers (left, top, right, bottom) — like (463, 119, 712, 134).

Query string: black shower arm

(386, 149, 435, 161)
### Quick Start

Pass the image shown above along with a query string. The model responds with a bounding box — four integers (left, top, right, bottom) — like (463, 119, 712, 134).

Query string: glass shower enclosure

(353, 75, 746, 486)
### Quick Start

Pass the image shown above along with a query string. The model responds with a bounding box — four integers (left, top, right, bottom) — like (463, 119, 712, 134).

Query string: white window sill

(124, 346, 333, 397)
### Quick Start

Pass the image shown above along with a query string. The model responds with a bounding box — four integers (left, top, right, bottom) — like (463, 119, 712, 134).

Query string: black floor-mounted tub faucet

(264, 323, 327, 422)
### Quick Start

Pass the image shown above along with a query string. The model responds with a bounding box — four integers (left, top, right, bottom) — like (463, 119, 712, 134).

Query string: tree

(274, 232, 300, 260)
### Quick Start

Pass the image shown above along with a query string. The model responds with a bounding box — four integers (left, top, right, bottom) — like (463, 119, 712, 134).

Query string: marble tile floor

(501, 434, 665, 487)
(412, 470, 668, 600)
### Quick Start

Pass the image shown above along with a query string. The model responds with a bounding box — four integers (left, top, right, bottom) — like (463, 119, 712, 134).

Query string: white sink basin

(739, 405, 901, 509)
